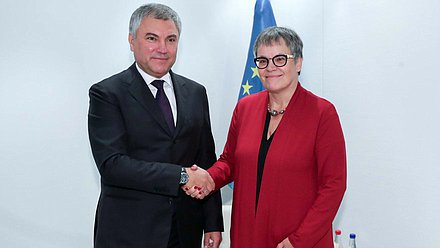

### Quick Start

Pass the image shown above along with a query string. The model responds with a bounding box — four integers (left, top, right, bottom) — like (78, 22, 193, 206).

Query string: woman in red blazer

(188, 27, 346, 248)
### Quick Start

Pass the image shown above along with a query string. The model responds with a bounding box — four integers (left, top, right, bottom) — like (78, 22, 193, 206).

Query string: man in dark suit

(88, 3, 223, 248)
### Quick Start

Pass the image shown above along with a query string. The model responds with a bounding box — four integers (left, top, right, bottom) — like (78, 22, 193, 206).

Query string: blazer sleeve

(289, 104, 347, 247)
(88, 83, 181, 197)
(196, 89, 224, 232)
(208, 103, 239, 190)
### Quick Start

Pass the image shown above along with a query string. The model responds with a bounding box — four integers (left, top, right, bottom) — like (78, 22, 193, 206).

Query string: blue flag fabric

(238, 0, 277, 99)
(229, 0, 277, 189)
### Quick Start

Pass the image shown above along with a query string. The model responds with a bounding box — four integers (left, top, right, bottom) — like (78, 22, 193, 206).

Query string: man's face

(129, 16, 179, 78)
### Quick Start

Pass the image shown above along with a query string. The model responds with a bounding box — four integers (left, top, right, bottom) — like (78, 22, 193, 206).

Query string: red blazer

(209, 84, 346, 248)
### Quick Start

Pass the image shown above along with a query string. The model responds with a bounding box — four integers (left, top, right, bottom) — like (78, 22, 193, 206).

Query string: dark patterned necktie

(151, 80, 175, 133)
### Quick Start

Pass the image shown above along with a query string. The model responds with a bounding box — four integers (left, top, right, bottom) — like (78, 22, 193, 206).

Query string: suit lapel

(127, 64, 173, 136)
(170, 71, 187, 139)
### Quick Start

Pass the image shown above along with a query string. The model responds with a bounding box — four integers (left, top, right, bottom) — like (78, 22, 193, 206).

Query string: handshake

(181, 165, 214, 199)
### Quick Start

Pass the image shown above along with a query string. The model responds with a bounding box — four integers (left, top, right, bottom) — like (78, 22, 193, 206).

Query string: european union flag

(238, 0, 277, 99)
(229, 0, 277, 189)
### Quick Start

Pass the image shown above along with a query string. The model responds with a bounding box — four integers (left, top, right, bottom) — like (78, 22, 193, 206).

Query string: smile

(265, 75, 282, 79)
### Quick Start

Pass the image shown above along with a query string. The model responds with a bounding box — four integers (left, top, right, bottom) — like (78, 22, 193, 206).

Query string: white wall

(0, 0, 439, 247)
(324, 1, 440, 247)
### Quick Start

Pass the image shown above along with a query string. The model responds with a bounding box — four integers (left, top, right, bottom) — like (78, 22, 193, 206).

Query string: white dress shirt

(136, 63, 177, 126)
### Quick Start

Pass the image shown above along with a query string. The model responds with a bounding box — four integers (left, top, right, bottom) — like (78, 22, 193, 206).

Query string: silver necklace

(267, 104, 285, 117)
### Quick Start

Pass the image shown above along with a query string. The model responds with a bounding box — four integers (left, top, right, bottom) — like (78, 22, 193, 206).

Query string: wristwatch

(179, 167, 189, 185)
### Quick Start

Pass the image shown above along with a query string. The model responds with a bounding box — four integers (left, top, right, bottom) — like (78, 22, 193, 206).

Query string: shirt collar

(135, 63, 173, 88)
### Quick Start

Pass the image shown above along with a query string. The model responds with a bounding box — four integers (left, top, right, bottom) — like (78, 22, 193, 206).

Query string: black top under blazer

(88, 63, 223, 248)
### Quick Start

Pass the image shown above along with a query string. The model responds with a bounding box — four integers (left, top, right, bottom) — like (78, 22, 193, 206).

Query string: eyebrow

(166, 34, 178, 39)
(256, 54, 286, 58)
(144, 33, 159, 38)
(144, 33, 178, 39)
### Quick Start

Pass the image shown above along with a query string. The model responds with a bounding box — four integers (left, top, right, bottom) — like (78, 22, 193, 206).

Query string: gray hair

(129, 3, 182, 38)
(253, 26, 303, 61)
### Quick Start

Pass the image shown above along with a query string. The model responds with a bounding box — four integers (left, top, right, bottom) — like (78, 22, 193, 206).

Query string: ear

(295, 57, 303, 73)
(128, 34, 134, 52)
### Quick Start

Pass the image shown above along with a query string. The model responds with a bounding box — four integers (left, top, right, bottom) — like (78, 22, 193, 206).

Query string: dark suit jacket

(88, 63, 223, 248)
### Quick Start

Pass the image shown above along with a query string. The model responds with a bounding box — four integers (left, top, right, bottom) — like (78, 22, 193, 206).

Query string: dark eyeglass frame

(253, 54, 295, 69)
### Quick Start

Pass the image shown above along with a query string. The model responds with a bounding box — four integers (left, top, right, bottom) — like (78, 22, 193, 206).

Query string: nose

(157, 40, 168, 53)
(265, 60, 278, 70)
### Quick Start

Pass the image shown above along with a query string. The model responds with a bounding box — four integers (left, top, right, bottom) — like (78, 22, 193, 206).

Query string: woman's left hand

(276, 237, 294, 248)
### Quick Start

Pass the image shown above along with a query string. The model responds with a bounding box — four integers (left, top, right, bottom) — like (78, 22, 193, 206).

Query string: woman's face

(256, 39, 302, 94)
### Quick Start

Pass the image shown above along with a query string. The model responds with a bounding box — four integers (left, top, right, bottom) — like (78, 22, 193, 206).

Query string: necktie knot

(151, 80, 165, 89)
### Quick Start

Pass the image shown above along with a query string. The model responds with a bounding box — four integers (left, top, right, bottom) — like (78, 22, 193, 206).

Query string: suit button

(169, 198, 173, 204)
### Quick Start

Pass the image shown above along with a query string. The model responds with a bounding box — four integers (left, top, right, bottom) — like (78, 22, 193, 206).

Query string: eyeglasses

(253, 54, 295, 69)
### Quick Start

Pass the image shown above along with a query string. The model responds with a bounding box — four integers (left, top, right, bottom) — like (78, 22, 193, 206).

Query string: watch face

(180, 171, 189, 185)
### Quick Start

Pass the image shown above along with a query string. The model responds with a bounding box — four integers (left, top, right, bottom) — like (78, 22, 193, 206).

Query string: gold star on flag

(251, 66, 260, 79)
(242, 80, 253, 95)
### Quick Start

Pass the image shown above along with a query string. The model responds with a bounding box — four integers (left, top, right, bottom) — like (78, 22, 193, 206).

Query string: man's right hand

(181, 165, 214, 199)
